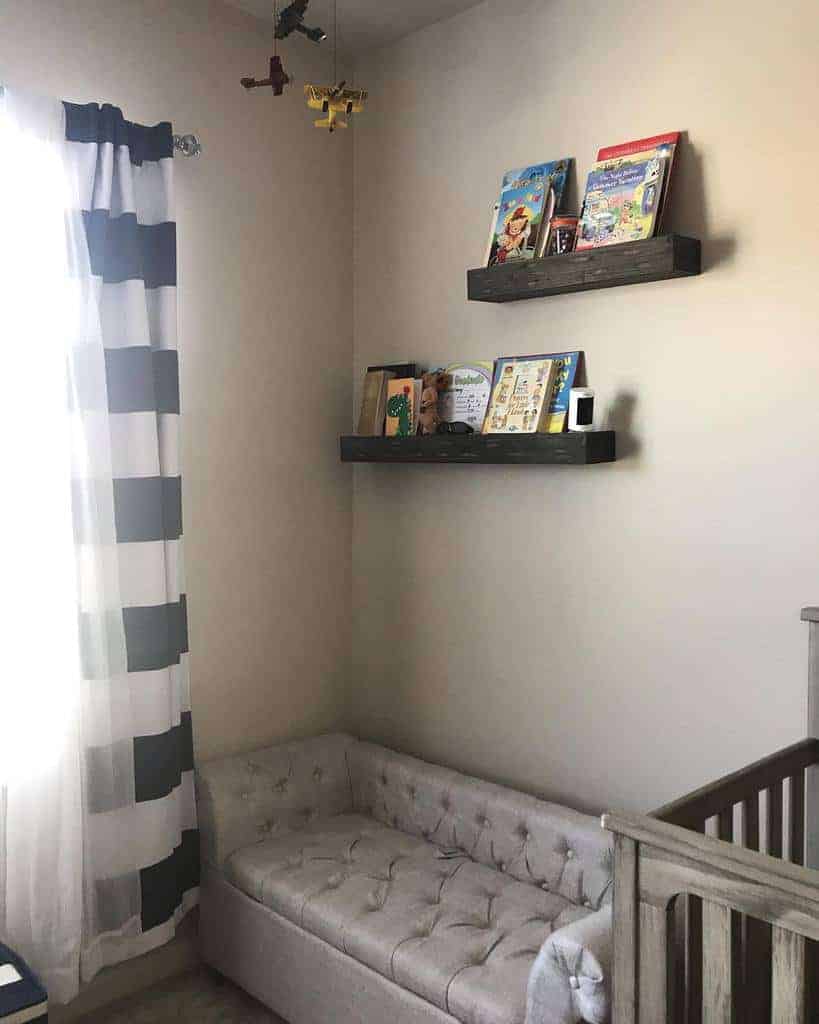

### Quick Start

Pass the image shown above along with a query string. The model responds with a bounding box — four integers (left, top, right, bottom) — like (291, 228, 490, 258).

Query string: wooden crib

(604, 736, 819, 1021)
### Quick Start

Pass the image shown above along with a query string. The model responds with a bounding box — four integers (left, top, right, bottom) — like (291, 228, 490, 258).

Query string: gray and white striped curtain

(0, 91, 197, 1002)
(68, 101, 199, 974)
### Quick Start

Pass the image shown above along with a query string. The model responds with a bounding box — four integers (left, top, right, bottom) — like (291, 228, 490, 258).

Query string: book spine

(596, 131, 680, 161)
(533, 186, 556, 258)
(484, 203, 500, 266)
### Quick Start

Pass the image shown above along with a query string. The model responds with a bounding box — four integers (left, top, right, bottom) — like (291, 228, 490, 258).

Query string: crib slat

(716, 807, 742, 1020)
(771, 927, 806, 1023)
(789, 772, 805, 865)
(687, 821, 706, 1024)
(702, 900, 732, 1024)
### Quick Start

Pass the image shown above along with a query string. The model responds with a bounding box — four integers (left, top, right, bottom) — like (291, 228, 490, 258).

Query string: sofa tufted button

(313, 766, 324, 782)
(540, 882, 550, 891)
(498, 861, 506, 872)
(569, 975, 580, 990)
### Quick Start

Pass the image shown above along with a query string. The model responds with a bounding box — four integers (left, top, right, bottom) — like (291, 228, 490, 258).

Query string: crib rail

(603, 739, 819, 1022)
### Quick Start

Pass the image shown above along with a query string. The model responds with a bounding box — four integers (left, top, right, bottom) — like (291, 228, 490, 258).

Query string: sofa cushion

(347, 742, 612, 911)
(225, 813, 591, 1024)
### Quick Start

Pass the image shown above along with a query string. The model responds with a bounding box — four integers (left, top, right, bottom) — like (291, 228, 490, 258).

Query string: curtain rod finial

(173, 133, 201, 157)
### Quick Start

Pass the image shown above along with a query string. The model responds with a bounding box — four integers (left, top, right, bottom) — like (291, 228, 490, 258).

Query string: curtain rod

(0, 89, 201, 157)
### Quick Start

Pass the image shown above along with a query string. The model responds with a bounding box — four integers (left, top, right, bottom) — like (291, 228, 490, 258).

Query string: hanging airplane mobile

(304, 81, 368, 132)
(275, 0, 327, 43)
(241, 55, 292, 95)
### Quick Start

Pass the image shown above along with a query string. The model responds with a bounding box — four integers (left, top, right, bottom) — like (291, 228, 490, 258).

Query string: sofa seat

(225, 812, 592, 1024)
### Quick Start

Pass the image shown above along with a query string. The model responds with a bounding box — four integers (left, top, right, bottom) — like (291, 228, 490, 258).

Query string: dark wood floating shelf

(340, 431, 616, 465)
(467, 234, 700, 303)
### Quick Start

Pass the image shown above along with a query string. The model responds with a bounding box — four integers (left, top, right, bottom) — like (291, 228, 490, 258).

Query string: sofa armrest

(196, 733, 356, 870)
(525, 904, 611, 1024)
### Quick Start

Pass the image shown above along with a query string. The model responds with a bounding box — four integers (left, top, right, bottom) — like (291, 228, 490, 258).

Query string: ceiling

(227, 0, 484, 58)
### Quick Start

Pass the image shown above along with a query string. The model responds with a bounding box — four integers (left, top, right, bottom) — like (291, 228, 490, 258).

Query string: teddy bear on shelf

(418, 370, 449, 435)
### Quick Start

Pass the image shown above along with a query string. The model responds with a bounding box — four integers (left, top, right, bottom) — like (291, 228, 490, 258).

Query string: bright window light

(0, 101, 83, 782)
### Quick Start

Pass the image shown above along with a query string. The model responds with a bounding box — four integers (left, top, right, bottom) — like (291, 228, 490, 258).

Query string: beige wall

(352, 0, 819, 814)
(1, 0, 354, 763)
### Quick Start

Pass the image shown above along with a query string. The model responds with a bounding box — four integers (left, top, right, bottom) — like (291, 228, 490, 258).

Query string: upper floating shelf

(467, 234, 701, 303)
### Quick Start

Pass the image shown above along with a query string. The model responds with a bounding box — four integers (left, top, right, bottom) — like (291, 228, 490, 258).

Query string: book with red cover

(595, 131, 680, 231)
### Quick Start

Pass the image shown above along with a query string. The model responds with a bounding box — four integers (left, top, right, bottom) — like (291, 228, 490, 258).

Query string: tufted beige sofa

(197, 734, 612, 1024)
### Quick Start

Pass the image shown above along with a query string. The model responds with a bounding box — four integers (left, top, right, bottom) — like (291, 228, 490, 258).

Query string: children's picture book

(482, 203, 500, 266)
(486, 159, 571, 267)
(596, 131, 680, 231)
(540, 351, 582, 432)
(575, 153, 666, 250)
(385, 378, 421, 437)
(482, 356, 559, 434)
(438, 362, 494, 431)
(356, 369, 395, 435)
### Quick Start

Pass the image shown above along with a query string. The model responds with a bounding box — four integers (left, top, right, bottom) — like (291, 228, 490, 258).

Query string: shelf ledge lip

(467, 234, 701, 303)
(339, 430, 616, 466)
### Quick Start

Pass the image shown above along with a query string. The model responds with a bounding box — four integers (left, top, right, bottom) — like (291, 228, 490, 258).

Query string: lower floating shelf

(340, 431, 615, 465)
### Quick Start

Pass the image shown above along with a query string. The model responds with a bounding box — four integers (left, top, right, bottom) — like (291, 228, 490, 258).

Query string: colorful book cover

(596, 131, 680, 231)
(576, 152, 666, 250)
(541, 351, 581, 432)
(487, 159, 571, 267)
(439, 362, 494, 432)
(482, 356, 557, 434)
(385, 378, 420, 436)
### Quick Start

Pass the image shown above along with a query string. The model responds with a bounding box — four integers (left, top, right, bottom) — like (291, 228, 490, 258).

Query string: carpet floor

(86, 969, 286, 1023)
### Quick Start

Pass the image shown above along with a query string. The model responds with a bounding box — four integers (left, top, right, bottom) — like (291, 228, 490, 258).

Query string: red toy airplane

(241, 56, 292, 96)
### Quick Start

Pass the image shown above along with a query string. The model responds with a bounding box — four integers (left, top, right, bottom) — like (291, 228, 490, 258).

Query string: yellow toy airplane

(304, 81, 367, 132)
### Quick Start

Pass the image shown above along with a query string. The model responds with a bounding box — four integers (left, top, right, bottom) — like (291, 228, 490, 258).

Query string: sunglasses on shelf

(436, 421, 474, 435)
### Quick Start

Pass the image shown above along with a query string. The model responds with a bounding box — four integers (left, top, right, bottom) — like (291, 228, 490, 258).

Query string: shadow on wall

(604, 389, 640, 461)
(666, 131, 736, 272)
